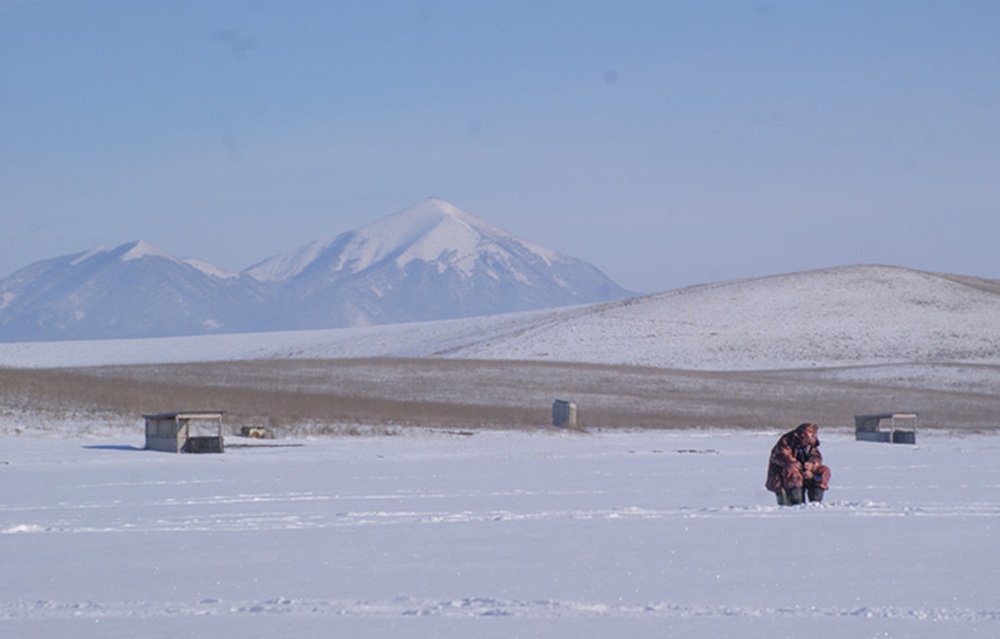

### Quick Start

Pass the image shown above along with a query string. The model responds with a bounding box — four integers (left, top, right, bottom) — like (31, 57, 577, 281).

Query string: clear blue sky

(2, 1, 998, 293)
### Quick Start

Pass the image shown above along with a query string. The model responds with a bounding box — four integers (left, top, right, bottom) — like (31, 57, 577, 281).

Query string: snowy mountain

(0, 199, 634, 341)
(0, 241, 268, 341)
(245, 198, 635, 330)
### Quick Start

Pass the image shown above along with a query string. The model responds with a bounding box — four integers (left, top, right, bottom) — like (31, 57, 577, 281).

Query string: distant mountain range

(0, 199, 635, 341)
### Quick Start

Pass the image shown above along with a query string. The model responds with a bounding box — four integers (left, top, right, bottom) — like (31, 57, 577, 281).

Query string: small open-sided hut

(144, 411, 225, 453)
(855, 412, 917, 444)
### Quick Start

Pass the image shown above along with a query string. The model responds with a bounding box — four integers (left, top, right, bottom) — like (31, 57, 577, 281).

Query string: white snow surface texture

(1, 430, 998, 638)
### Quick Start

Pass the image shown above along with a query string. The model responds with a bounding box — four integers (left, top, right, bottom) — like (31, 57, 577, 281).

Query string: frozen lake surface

(2, 428, 998, 638)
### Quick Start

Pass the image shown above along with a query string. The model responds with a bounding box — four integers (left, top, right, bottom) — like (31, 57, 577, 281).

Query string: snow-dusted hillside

(2, 265, 998, 376)
(441, 264, 1000, 370)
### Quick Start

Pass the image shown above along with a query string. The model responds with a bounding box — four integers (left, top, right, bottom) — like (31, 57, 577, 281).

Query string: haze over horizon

(2, 2, 998, 293)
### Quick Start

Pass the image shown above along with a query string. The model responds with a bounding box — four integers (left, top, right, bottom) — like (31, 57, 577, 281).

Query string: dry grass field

(3, 358, 998, 436)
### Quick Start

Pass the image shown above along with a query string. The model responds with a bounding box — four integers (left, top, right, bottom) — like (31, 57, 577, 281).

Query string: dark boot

(807, 485, 825, 503)
(777, 487, 804, 506)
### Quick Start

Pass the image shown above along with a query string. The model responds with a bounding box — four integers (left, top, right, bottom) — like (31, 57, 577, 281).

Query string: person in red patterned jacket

(765, 422, 831, 505)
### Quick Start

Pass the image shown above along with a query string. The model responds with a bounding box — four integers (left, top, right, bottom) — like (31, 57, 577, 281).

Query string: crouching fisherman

(765, 422, 831, 506)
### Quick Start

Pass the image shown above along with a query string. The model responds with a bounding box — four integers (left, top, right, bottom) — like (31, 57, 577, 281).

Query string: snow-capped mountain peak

(239, 198, 633, 331)
(118, 240, 180, 264)
(244, 238, 336, 282)
(70, 246, 110, 267)
(248, 198, 565, 282)
(183, 258, 239, 280)
(343, 198, 508, 274)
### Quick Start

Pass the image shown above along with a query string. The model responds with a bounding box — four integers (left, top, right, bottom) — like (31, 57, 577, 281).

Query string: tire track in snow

(2, 596, 999, 623)
(5, 500, 1000, 535)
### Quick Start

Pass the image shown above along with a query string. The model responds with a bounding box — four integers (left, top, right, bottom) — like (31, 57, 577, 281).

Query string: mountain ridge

(0, 199, 634, 341)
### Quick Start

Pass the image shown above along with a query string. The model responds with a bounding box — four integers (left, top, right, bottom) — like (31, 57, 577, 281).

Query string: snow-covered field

(3, 428, 998, 638)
